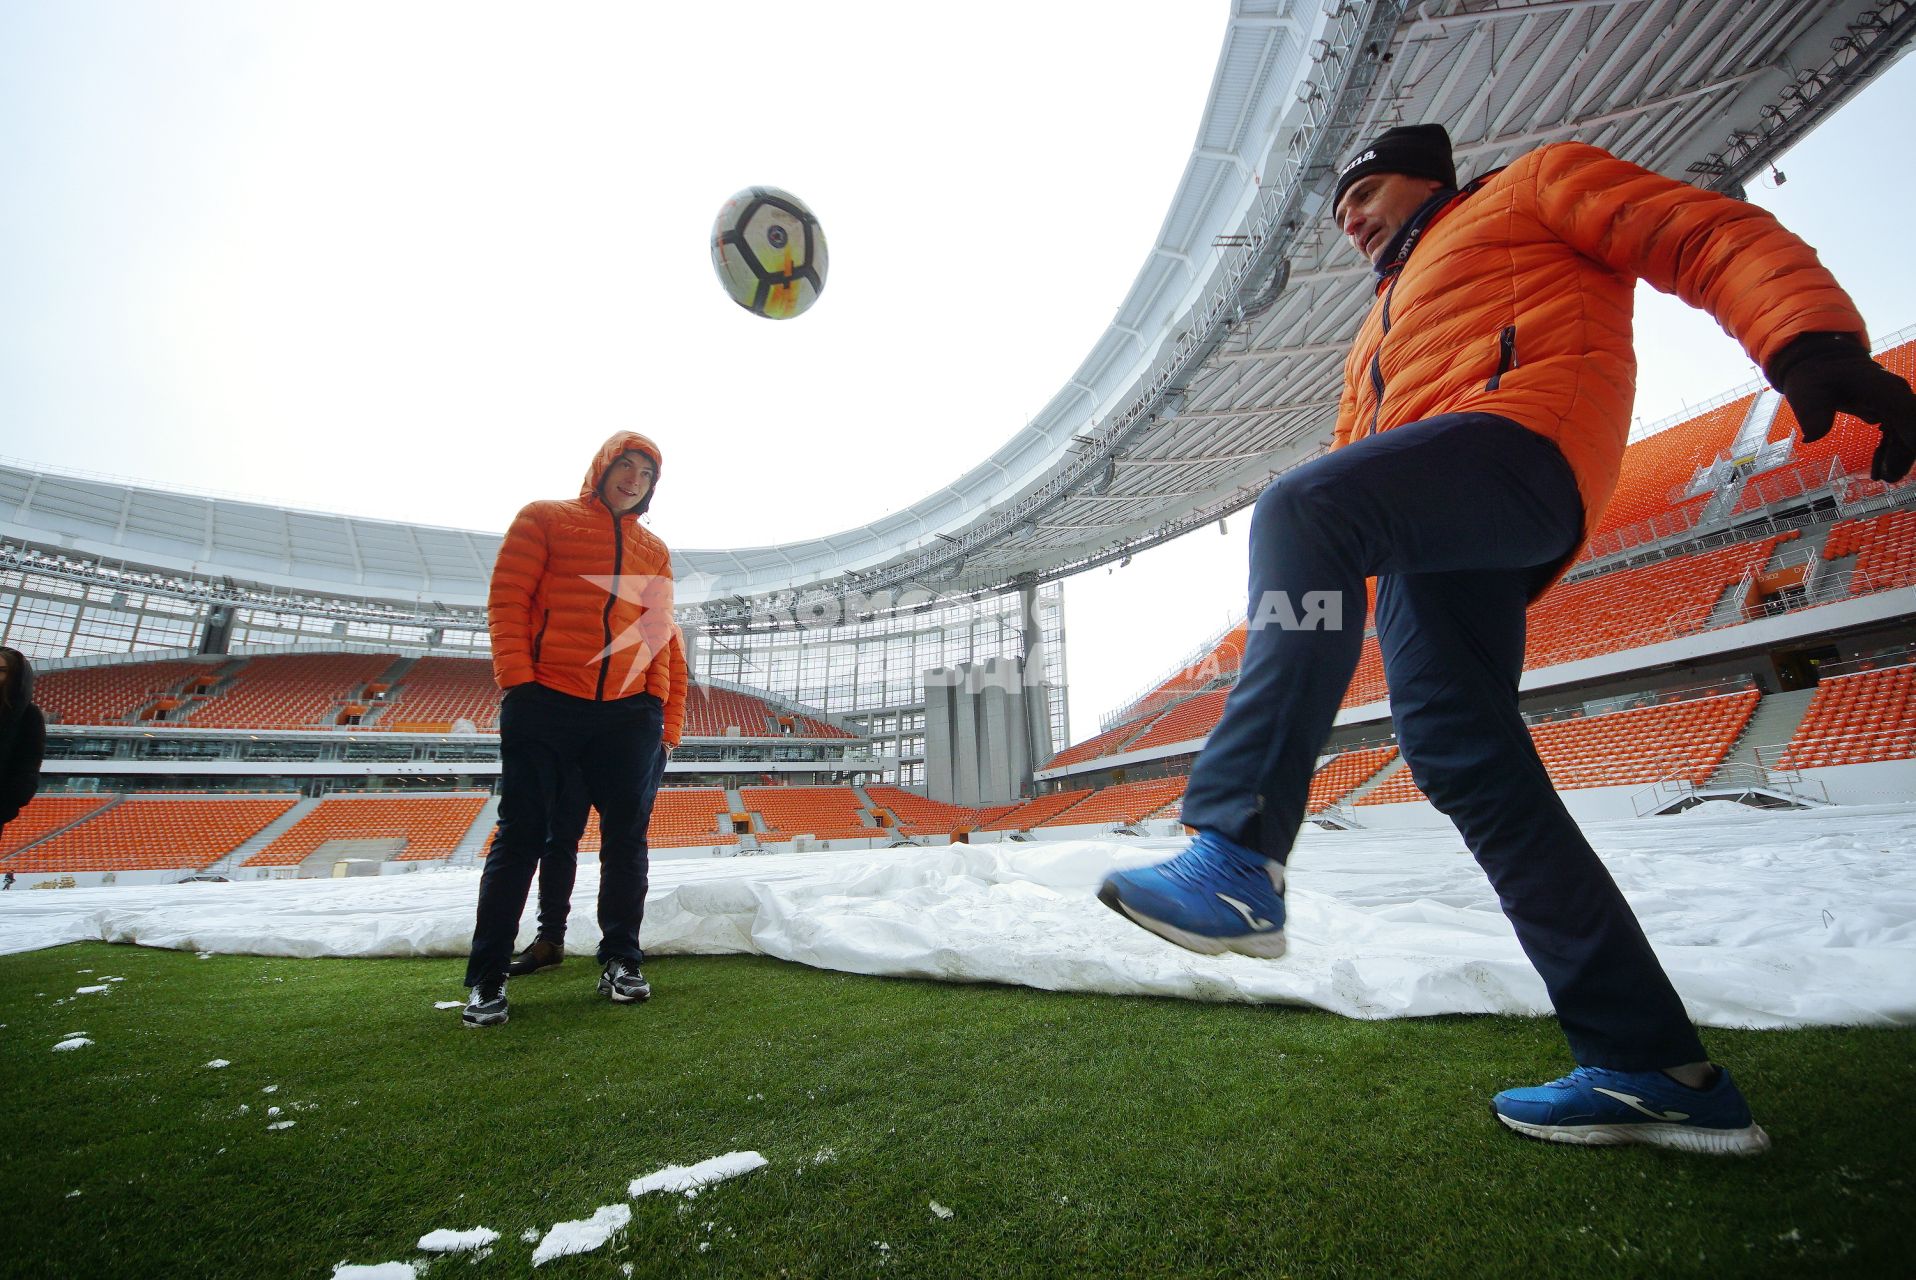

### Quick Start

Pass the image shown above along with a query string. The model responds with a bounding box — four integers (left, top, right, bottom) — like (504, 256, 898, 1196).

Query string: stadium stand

(1825, 509, 1916, 596)
(1126, 689, 1230, 751)
(1035, 775, 1186, 827)
(1045, 722, 1151, 769)
(864, 785, 995, 837)
(645, 789, 740, 848)
(741, 786, 877, 841)
(1777, 665, 1916, 770)
(243, 794, 488, 867)
(1585, 394, 1755, 546)
(35, 659, 213, 726)
(1307, 745, 1398, 814)
(978, 789, 1091, 831)
(185, 652, 396, 729)
(0, 794, 115, 857)
(378, 657, 503, 732)
(1756, 339, 1916, 492)
(1524, 535, 1793, 668)
(1342, 635, 1388, 709)
(3, 796, 297, 873)
(1358, 690, 1759, 805)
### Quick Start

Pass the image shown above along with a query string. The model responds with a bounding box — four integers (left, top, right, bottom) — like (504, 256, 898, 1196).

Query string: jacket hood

(580, 431, 664, 517)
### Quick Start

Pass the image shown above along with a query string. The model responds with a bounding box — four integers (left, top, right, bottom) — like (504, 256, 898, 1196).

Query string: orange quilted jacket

(1334, 141, 1866, 541)
(488, 431, 689, 746)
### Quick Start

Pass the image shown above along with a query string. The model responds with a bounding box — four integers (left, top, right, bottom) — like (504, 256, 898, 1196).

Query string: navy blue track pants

(1179, 413, 1707, 1070)
(465, 683, 664, 986)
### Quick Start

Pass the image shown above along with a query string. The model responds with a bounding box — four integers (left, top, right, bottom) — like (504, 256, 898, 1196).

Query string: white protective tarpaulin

(2, 803, 1912, 1028)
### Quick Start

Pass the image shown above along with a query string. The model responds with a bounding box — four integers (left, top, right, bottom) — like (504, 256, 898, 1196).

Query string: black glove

(1768, 332, 1916, 483)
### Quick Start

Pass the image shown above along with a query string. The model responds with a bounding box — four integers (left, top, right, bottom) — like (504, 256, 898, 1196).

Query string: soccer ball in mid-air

(709, 186, 828, 319)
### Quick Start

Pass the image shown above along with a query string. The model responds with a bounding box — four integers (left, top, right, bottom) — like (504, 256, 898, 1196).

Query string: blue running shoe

(1492, 1065, 1770, 1156)
(1098, 830, 1287, 958)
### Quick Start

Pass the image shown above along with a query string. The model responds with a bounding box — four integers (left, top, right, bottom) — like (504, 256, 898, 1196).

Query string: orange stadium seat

(1034, 775, 1187, 828)
(1583, 394, 1754, 548)
(1778, 666, 1916, 770)
(243, 794, 488, 867)
(3, 796, 297, 873)
(740, 786, 877, 841)
(1524, 535, 1793, 668)
(0, 795, 116, 857)
(1126, 690, 1230, 751)
(977, 789, 1091, 831)
(863, 785, 997, 837)
(1752, 339, 1916, 501)
(34, 659, 213, 726)
(1357, 690, 1758, 804)
(1306, 744, 1399, 814)
(378, 657, 503, 732)
(185, 652, 396, 730)
(1825, 509, 1916, 596)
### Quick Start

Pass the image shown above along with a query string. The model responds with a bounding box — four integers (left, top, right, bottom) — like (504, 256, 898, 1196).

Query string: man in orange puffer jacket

(463, 431, 688, 1026)
(1102, 124, 1916, 1154)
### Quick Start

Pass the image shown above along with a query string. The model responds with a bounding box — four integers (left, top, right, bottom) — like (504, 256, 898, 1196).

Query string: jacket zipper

(1487, 325, 1517, 390)
(532, 611, 549, 663)
(595, 511, 625, 702)
(1365, 272, 1403, 438)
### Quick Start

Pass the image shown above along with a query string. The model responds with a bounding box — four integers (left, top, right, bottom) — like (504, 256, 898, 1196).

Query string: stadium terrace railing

(1098, 613, 1241, 734)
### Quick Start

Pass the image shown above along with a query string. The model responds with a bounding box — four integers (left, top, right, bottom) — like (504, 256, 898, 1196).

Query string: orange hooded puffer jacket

(1334, 141, 1866, 544)
(488, 431, 689, 746)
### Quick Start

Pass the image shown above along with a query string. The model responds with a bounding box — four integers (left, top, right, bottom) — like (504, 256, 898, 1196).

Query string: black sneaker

(598, 958, 651, 1003)
(462, 977, 508, 1027)
(507, 938, 565, 977)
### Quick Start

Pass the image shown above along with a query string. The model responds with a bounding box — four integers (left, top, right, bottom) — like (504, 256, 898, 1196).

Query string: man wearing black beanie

(1102, 121, 1916, 1156)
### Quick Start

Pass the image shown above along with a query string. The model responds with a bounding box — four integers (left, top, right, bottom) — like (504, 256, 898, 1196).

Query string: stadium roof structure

(4, 0, 1911, 630)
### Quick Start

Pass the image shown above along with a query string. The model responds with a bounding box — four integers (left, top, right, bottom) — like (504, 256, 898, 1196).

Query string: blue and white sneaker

(1492, 1065, 1770, 1156)
(1097, 830, 1287, 958)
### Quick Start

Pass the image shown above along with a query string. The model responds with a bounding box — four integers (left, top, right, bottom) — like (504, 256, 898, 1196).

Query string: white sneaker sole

(1495, 1112, 1771, 1156)
(1110, 898, 1287, 959)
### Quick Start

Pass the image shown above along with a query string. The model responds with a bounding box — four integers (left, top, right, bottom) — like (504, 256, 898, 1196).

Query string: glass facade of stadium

(2, 546, 1067, 790)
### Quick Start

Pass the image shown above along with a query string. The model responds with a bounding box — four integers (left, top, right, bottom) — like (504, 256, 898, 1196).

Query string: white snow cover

(417, 1227, 498, 1253)
(531, 1204, 630, 1266)
(52, 1036, 92, 1051)
(2, 805, 1912, 1028)
(329, 1264, 414, 1280)
(628, 1152, 767, 1198)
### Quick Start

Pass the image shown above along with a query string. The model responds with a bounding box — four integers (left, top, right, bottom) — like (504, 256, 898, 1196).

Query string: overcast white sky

(2, 5, 1912, 740)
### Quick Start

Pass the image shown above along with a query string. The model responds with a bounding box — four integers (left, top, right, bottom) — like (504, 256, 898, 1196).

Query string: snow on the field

(53, 1036, 91, 1051)
(530, 1204, 630, 1266)
(205, 1059, 229, 1069)
(432, 1001, 462, 1010)
(628, 1151, 767, 1198)
(417, 1227, 497, 1253)
(3, 804, 1913, 1028)
(330, 1263, 414, 1280)
(75, 984, 109, 995)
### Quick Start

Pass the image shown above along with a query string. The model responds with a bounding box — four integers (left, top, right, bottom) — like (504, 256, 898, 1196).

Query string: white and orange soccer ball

(709, 186, 828, 320)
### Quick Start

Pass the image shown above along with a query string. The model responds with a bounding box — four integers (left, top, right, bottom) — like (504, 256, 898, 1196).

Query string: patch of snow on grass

(930, 1201, 954, 1220)
(519, 1228, 541, 1244)
(530, 1204, 630, 1266)
(205, 1059, 230, 1069)
(330, 1263, 415, 1280)
(628, 1151, 767, 1198)
(417, 1227, 498, 1253)
(75, 985, 110, 995)
(53, 1037, 92, 1052)
(267, 1120, 295, 1131)
(434, 1001, 463, 1010)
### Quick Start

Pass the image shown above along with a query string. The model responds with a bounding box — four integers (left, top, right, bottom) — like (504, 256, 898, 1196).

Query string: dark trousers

(531, 743, 668, 944)
(465, 683, 664, 986)
(1179, 413, 1707, 1070)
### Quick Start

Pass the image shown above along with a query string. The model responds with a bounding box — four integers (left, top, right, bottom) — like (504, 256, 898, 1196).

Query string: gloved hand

(1768, 332, 1916, 483)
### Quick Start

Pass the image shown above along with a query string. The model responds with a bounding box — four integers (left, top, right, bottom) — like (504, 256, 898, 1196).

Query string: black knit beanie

(1332, 124, 1457, 216)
